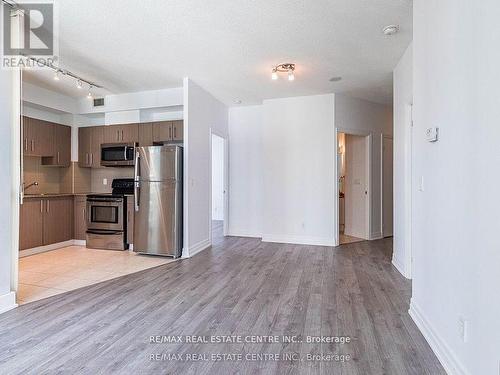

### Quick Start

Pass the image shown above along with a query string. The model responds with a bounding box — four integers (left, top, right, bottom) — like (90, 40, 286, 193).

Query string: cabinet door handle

(31, 140, 34, 151)
(40, 200, 43, 213)
(46, 200, 49, 213)
(24, 139, 27, 151)
(90, 153, 93, 166)
(169, 126, 172, 140)
(57, 151, 60, 164)
(83, 208, 86, 220)
(173, 126, 176, 139)
(121, 130, 124, 141)
(117, 130, 120, 141)
(86, 153, 89, 166)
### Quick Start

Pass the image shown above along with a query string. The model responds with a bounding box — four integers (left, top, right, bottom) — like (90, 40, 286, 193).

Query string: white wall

(334, 94, 392, 239)
(183, 78, 228, 257)
(228, 94, 391, 246)
(211, 134, 225, 221)
(393, 43, 413, 278)
(23, 82, 78, 113)
(77, 87, 183, 114)
(0, 68, 18, 313)
(410, 1, 500, 374)
(262, 94, 335, 246)
(227, 106, 263, 237)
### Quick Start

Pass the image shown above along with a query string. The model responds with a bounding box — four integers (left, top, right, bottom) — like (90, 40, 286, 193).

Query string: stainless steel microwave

(101, 143, 136, 167)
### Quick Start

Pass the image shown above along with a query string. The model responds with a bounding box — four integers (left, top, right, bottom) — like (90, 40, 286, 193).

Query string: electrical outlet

(103, 178, 108, 185)
(426, 127, 439, 142)
(459, 317, 468, 343)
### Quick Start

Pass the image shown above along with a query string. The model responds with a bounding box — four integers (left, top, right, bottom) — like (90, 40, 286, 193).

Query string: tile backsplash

(91, 167, 134, 193)
(23, 156, 64, 194)
(23, 157, 132, 194)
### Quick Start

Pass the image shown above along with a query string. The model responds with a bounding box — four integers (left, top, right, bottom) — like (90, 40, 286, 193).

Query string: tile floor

(18, 246, 175, 304)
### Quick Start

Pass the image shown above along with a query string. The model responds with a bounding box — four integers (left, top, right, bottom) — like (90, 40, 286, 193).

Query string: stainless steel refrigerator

(133, 145, 183, 258)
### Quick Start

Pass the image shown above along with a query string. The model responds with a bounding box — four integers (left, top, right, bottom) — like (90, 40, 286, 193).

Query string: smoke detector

(382, 25, 400, 36)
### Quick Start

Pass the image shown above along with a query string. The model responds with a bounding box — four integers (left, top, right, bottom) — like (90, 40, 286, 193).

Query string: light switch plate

(103, 178, 108, 185)
(426, 127, 439, 142)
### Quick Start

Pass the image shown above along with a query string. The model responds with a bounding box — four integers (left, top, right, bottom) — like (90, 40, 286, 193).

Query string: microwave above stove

(101, 143, 136, 167)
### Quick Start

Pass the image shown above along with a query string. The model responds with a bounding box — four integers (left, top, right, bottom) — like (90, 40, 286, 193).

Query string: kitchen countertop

(24, 193, 95, 198)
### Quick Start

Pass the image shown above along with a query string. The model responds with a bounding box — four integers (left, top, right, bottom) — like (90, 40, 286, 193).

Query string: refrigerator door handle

(134, 151, 140, 211)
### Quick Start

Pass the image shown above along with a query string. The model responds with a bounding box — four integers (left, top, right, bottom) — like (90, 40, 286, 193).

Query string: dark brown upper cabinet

(42, 124, 71, 167)
(172, 120, 183, 141)
(138, 123, 153, 146)
(103, 124, 139, 144)
(151, 120, 183, 143)
(23, 117, 54, 157)
(78, 126, 104, 168)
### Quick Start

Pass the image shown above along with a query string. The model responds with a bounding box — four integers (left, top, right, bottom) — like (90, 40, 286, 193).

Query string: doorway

(211, 133, 227, 241)
(337, 131, 370, 245)
(382, 135, 394, 237)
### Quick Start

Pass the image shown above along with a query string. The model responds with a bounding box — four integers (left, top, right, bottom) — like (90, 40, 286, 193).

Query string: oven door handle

(87, 229, 123, 235)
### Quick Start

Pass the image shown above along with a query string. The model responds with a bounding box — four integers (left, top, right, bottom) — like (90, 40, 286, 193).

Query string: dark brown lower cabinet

(19, 199, 44, 250)
(19, 197, 74, 250)
(74, 196, 87, 241)
(43, 197, 73, 245)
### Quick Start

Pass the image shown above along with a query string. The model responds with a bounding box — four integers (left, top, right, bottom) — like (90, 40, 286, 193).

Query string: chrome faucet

(24, 181, 39, 191)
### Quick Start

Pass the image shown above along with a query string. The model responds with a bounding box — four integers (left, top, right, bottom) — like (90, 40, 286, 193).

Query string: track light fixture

(271, 63, 296, 81)
(25, 57, 103, 97)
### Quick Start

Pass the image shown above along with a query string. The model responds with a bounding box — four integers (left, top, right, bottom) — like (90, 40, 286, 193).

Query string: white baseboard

(0, 292, 17, 315)
(183, 238, 211, 258)
(226, 230, 262, 239)
(370, 231, 383, 240)
(391, 256, 410, 279)
(20, 240, 76, 257)
(409, 300, 469, 375)
(262, 234, 335, 247)
(73, 239, 86, 246)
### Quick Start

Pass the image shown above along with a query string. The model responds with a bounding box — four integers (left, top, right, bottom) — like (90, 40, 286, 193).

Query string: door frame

(404, 104, 413, 278)
(209, 130, 229, 242)
(380, 134, 394, 238)
(334, 128, 372, 246)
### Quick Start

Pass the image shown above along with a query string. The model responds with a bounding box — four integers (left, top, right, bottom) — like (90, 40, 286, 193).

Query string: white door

(211, 134, 225, 221)
(383, 136, 394, 237)
(344, 134, 369, 239)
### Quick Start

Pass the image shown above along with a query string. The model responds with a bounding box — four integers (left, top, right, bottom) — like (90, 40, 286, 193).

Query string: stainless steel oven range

(86, 179, 134, 250)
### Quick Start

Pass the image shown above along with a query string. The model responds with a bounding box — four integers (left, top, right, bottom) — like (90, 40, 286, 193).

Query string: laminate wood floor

(0, 225, 444, 375)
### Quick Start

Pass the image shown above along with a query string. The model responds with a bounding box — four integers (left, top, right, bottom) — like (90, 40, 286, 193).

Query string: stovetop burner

(111, 178, 135, 195)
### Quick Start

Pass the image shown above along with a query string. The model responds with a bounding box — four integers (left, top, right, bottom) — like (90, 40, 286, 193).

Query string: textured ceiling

(23, 0, 412, 105)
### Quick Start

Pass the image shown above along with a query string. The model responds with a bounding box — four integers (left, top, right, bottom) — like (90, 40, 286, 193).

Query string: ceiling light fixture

(25, 57, 104, 97)
(382, 24, 400, 36)
(271, 63, 296, 81)
(87, 85, 93, 99)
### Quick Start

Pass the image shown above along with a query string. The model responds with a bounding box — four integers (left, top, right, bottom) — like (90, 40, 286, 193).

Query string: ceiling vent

(93, 97, 105, 107)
